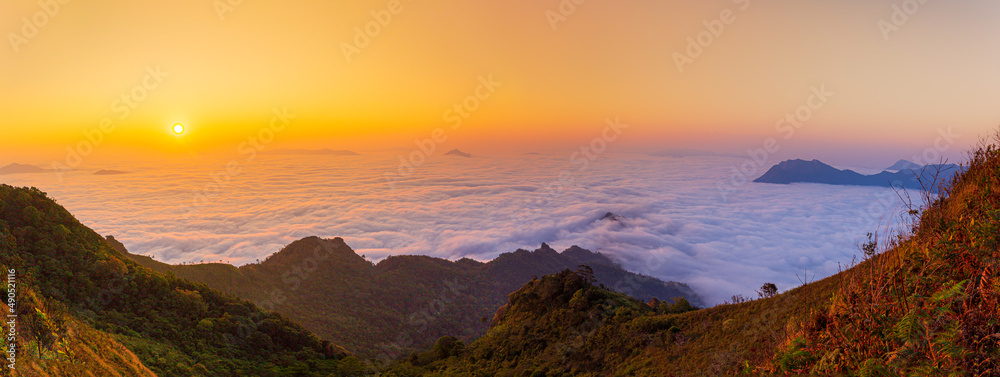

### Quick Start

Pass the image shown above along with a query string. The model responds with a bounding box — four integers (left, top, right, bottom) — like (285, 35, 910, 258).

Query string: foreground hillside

(391, 139, 1000, 376)
(1, 287, 156, 377)
(0, 186, 354, 376)
(112, 236, 699, 358)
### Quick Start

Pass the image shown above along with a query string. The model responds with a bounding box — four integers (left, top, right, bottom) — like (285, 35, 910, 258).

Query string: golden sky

(3, 1, 999, 162)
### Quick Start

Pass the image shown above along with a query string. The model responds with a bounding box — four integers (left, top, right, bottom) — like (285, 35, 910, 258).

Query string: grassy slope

(639, 142, 999, 375)
(2, 289, 156, 377)
(398, 137, 1000, 376)
(786, 139, 1000, 375)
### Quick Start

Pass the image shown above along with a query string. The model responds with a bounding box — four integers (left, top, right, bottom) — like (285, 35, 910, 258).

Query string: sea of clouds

(1, 152, 916, 305)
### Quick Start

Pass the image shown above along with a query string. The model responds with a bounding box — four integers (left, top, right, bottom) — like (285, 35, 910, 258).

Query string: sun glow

(173, 124, 185, 134)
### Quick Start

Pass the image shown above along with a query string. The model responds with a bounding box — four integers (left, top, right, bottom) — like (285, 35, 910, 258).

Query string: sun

(172, 124, 185, 134)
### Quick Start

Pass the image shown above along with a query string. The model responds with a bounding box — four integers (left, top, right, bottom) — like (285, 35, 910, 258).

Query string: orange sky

(3, 1, 999, 163)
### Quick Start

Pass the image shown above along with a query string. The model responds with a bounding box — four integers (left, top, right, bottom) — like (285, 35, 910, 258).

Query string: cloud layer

(1, 152, 914, 304)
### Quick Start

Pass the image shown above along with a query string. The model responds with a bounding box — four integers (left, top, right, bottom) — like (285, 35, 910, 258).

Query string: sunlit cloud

(0, 153, 916, 304)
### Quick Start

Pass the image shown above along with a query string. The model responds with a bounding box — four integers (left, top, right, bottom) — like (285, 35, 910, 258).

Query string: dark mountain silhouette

(94, 169, 130, 175)
(444, 149, 471, 157)
(0, 163, 48, 175)
(754, 159, 963, 191)
(885, 159, 922, 171)
(113, 237, 700, 358)
(264, 148, 360, 155)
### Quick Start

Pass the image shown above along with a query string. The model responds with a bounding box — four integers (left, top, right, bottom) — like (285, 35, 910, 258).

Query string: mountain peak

(104, 235, 129, 254)
(255, 236, 361, 272)
(755, 158, 963, 191)
(95, 169, 129, 175)
(886, 159, 922, 171)
(775, 158, 830, 171)
(0, 163, 48, 175)
(445, 149, 472, 158)
(601, 212, 625, 222)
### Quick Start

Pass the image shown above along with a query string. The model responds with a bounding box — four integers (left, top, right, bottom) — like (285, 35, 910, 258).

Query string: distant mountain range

(110, 236, 699, 357)
(94, 169, 130, 175)
(755, 159, 963, 191)
(0, 163, 49, 175)
(1, 163, 126, 176)
(650, 148, 741, 158)
(1, 164, 137, 176)
(885, 159, 924, 171)
(263, 148, 360, 155)
(445, 149, 472, 157)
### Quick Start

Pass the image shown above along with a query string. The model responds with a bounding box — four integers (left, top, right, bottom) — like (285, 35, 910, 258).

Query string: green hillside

(0, 186, 354, 376)
(1, 284, 157, 377)
(110, 236, 700, 360)
(386, 139, 1000, 376)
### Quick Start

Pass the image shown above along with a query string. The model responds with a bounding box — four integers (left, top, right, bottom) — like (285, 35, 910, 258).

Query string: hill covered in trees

(111, 236, 700, 359)
(0, 185, 356, 376)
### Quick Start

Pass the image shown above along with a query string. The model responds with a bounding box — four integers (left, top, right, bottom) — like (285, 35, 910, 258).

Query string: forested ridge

(0, 185, 354, 376)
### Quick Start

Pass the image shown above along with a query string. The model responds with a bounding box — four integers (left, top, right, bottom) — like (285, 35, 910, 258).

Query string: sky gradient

(3, 0, 999, 165)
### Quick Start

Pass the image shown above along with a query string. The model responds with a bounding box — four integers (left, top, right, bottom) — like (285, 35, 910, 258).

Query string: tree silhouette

(757, 282, 778, 298)
(575, 265, 596, 283)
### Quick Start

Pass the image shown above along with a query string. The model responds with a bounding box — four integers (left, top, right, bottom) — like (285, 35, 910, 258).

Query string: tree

(860, 232, 878, 258)
(337, 355, 366, 376)
(660, 297, 695, 314)
(28, 307, 61, 358)
(574, 265, 596, 283)
(757, 283, 778, 299)
(727, 294, 750, 304)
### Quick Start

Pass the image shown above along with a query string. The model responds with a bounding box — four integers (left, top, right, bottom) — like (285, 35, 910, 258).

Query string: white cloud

(1, 153, 916, 304)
